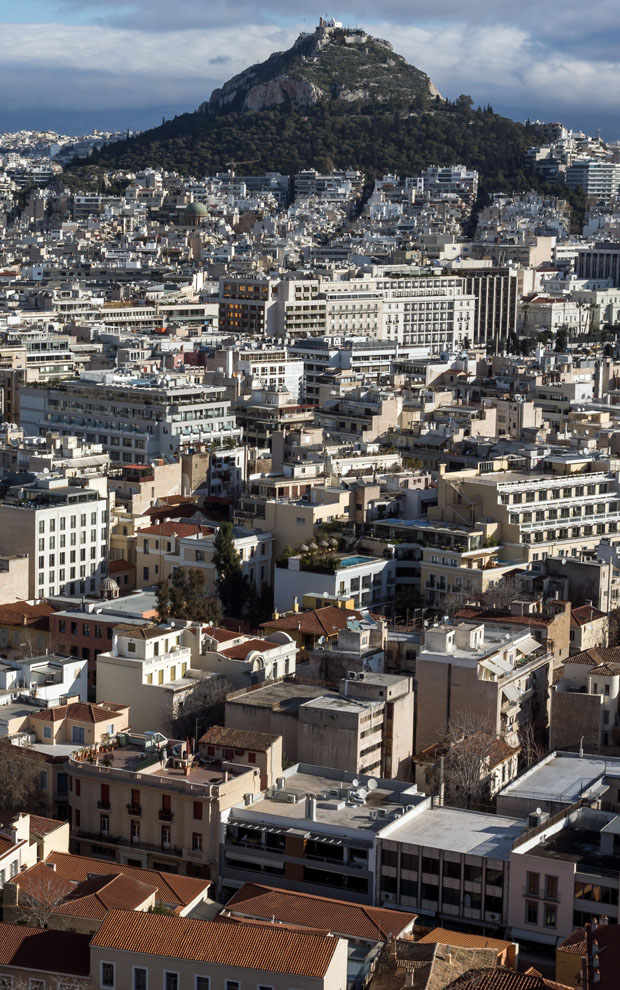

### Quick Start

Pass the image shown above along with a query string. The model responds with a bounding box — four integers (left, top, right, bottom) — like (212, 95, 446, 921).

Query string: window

(101, 962, 115, 988)
(195, 979, 210, 990)
(544, 903, 557, 928)
(225, 982, 240, 990)
(248, 751, 256, 763)
(164, 974, 179, 990)
(72, 726, 85, 745)
(44, 725, 52, 740)
(526, 900, 538, 924)
(546, 875, 558, 899)
(193, 801, 202, 820)
(526, 871, 539, 896)
(192, 832, 202, 852)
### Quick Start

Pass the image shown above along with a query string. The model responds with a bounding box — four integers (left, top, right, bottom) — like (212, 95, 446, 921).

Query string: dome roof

(100, 576, 120, 592)
(184, 201, 208, 216)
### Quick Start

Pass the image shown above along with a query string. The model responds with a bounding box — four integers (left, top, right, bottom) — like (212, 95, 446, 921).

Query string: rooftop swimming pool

(339, 555, 377, 567)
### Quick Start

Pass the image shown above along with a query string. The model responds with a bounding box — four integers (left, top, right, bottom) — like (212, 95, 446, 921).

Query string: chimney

(438, 755, 445, 807)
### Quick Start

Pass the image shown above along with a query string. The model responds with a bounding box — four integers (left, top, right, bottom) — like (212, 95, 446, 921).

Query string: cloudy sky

(1, 0, 618, 136)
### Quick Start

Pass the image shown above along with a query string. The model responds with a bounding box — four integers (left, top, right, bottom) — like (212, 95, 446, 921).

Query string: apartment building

(225, 671, 413, 778)
(220, 764, 427, 902)
(550, 646, 620, 751)
(379, 805, 525, 929)
(134, 522, 274, 595)
(233, 386, 315, 448)
(507, 803, 620, 944)
(0, 652, 88, 709)
(274, 552, 396, 614)
(69, 728, 268, 876)
(430, 464, 620, 564)
(95, 625, 201, 733)
(577, 242, 620, 287)
(0, 474, 109, 599)
(20, 374, 241, 462)
(452, 266, 518, 350)
(314, 387, 403, 444)
(415, 622, 552, 751)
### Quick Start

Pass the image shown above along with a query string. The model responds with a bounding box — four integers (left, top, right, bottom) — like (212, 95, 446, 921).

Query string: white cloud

(0, 16, 619, 121)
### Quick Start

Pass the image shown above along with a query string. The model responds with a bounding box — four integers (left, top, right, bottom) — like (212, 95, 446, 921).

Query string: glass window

(101, 963, 115, 988)
(133, 969, 147, 990)
(164, 975, 179, 990)
(526, 900, 538, 924)
(195, 979, 209, 990)
(545, 903, 557, 928)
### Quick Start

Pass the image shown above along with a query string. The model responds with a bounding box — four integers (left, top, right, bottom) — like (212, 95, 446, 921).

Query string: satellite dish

(351, 778, 359, 788)
(367, 778, 378, 791)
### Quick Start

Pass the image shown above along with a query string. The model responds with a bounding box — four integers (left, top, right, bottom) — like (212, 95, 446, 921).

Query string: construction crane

(224, 158, 259, 178)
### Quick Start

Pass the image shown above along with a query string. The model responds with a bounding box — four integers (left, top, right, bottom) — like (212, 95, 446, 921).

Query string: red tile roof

(445, 969, 572, 989)
(29, 702, 125, 724)
(44, 852, 209, 909)
(0, 922, 90, 976)
(224, 883, 416, 941)
(92, 910, 340, 977)
(220, 638, 277, 660)
(29, 815, 66, 838)
(262, 605, 367, 637)
(571, 605, 606, 626)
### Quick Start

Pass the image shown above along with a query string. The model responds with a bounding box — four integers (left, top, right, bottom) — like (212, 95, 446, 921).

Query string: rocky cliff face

(202, 21, 440, 115)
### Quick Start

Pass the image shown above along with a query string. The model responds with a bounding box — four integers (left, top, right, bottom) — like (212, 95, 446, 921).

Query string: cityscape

(0, 12, 618, 990)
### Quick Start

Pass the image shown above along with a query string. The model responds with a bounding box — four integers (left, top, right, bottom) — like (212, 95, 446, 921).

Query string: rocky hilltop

(201, 18, 440, 114)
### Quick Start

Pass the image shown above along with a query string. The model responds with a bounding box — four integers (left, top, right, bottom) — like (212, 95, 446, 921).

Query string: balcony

(159, 809, 174, 822)
(126, 804, 142, 816)
(97, 800, 111, 810)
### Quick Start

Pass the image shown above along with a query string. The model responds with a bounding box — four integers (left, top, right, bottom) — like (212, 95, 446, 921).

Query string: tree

(213, 522, 247, 616)
(17, 865, 68, 927)
(155, 569, 222, 625)
(162, 673, 234, 740)
(518, 719, 546, 770)
(437, 713, 514, 810)
(0, 741, 48, 815)
(555, 328, 569, 353)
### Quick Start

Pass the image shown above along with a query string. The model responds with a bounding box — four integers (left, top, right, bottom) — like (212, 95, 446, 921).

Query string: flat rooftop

(227, 681, 327, 713)
(231, 765, 426, 835)
(385, 806, 526, 861)
(499, 752, 620, 806)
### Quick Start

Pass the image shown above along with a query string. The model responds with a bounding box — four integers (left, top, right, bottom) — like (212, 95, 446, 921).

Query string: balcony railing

(126, 804, 142, 816)
(159, 809, 174, 822)
(97, 800, 111, 810)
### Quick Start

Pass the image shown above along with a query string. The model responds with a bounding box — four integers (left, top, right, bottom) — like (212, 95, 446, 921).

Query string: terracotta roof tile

(0, 922, 90, 976)
(418, 928, 512, 953)
(28, 814, 66, 838)
(220, 638, 277, 660)
(29, 702, 123, 724)
(45, 852, 209, 908)
(444, 968, 572, 989)
(225, 883, 416, 941)
(571, 605, 606, 626)
(91, 910, 340, 977)
(262, 605, 366, 637)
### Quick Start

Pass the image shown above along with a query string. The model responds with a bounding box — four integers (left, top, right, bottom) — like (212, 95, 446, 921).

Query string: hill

(76, 20, 542, 196)
(202, 18, 439, 114)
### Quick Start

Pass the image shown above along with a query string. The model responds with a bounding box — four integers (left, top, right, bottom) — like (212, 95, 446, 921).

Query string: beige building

(90, 909, 348, 990)
(415, 621, 552, 751)
(429, 463, 620, 564)
(69, 728, 271, 877)
(109, 459, 182, 517)
(550, 647, 620, 751)
(95, 625, 195, 734)
(0, 554, 30, 602)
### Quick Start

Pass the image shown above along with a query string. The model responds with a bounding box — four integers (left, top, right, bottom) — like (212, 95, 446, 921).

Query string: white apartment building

(0, 475, 109, 599)
(95, 625, 195, 733)
(274, 552, 396, 614)
(0, 653, 88, 709)
(20, 373, 241, 462)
